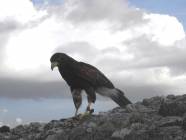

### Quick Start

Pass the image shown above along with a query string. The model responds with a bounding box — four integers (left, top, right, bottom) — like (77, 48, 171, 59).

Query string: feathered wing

(74, 62, 114, 88)
(72, 62, 131, 107)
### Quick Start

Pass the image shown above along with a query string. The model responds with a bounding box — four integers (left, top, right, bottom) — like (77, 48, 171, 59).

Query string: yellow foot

(79, 109, 94, 119)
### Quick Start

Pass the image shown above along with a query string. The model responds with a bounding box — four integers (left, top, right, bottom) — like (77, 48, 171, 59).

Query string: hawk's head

(50, 53, 75, 70)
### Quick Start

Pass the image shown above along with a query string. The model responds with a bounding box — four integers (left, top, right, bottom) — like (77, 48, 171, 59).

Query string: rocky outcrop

(0, 94, 186, 140)
(159, 95, 186, 117)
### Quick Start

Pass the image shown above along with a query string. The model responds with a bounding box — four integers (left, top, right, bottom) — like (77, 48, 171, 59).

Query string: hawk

(50, 53, 131, 116)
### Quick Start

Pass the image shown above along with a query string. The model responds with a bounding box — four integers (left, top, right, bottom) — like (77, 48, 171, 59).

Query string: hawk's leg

(85, 87, 96, 115)
(78, 102, 94, 119)
(75, 108, 79, 116)
(86, 102, 94, 114)
(71, 88, 82, 116)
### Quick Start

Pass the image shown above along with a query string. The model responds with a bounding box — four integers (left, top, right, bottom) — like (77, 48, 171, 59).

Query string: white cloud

(0, 122, 3, 127)
(142, 13, 185, 46)
(16, 118, 23, 124)
(0, 0, 46, 24)
(0, 0, 186, 98)
(5, 18, 56, 72)
(64, 0, 146, 28)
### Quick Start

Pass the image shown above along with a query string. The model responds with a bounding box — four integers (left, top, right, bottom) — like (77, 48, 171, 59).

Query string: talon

(90, 109, 94, 114)
(86, 106, 90, 112)
(78, 111, 92, 119)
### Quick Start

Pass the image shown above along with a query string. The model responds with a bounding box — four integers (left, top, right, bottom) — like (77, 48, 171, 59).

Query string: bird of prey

(50, 53, 131, 116)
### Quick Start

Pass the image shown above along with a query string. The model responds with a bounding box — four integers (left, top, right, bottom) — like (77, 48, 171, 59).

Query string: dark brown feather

(74, 62, 114, 88)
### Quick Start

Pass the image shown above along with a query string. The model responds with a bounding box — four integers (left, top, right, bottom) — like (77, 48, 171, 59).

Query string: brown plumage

(50, 53, 131, 116)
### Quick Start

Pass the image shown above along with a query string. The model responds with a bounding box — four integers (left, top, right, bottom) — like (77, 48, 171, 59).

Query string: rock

(88, 122, 97, 127)
(183, 113, 186, 130)
(142, 96, 164, 110)
(159, 95, 186, 116)
(112, 128, 131, 139)
(0, 126, 10, 133)
(158, 116, 183, 127)
(0, 94, 186, 140)
(130, 122, 144, 130)
(129, 112, 145, 124)
(46, 132, 65, 140)
(166, 94, 176, 100)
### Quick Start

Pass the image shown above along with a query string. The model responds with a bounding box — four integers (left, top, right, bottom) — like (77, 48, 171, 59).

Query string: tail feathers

(96, 87, 132, 108)
(110, 88, 132, 107)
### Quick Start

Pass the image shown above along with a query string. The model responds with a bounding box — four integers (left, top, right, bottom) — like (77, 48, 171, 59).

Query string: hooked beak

(51, 62, 59, 70)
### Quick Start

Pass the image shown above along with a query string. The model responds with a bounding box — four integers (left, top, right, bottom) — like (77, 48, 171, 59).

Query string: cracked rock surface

(0, 94, 186, 140)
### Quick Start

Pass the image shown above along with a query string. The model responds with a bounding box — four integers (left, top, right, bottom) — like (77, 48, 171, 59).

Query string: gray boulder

(159, 94, 186, 116)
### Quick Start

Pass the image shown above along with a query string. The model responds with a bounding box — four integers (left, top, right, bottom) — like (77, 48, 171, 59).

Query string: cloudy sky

(0, 0, 186, 127)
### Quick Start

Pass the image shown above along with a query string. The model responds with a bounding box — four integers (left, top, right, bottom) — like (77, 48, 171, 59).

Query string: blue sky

(0, 98, 116, 127)
(128, 0, 186, 28)
(32, 0, 63, 5)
